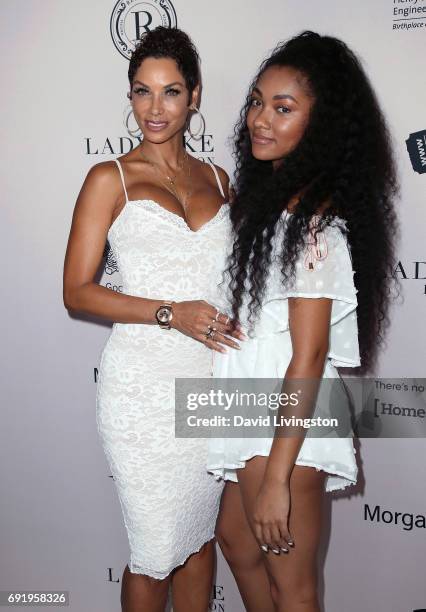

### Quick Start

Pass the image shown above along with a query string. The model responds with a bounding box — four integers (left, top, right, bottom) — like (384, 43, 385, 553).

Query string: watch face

(157, 307, 171, 323)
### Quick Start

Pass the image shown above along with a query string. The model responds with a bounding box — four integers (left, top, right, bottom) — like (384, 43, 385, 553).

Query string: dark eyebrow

(273, 93, 298, 103)
(163, 81, 185, 88)
(252, 86, 298, 103)
(133, 80, 185, 89)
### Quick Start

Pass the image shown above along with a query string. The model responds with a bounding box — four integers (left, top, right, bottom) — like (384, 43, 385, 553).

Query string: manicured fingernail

(272, 548, 280, 554)
(260, 545, 268, 553)
(281, 547, 289, 553)
(288, 541, 295, 547)
(219, 348, 227, 354)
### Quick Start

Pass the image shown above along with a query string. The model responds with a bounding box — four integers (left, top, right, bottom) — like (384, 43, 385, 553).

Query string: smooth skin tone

(215, 65, 331, 612)
(63, 57, 244, 612)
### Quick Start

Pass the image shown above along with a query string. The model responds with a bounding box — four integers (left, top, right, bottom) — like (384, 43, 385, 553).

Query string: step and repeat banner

(1, 1, 425, 611)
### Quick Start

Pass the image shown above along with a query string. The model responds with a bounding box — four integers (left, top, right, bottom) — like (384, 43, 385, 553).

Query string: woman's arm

(63, 162, 162, 323)
(250, 297, 332, 552)
(264, 296, 332, 484)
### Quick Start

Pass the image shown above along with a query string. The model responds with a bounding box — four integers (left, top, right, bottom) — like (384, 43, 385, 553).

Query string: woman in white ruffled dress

(207, 31, 398, 612)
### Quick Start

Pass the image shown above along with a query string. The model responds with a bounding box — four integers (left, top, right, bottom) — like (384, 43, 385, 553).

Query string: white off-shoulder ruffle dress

(207, 212, 360, 492)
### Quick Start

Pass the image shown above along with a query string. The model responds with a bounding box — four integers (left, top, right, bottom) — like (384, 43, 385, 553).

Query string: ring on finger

(205, 325, 217, 340)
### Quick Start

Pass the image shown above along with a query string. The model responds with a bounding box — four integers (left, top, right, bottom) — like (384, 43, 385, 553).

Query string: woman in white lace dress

(207, 32, 398, 611)
(63, 27, 243, 612)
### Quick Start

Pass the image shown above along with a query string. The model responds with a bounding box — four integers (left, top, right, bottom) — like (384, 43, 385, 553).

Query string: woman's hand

(171, 300, 245, 352)
(252, 478, 294, 555)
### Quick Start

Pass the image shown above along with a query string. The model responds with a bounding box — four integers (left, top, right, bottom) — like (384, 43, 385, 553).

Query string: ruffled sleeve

(262, 217, 361, 368)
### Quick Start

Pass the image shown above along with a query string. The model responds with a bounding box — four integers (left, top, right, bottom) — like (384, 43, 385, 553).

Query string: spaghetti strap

(115, 158, 129, 203)
(206, 161, 226, 199)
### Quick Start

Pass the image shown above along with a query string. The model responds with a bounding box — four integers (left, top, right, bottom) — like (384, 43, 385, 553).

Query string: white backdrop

(1, 1, 425, 611)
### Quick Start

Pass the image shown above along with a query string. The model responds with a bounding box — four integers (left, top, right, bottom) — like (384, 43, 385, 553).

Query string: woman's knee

(268, 569, 317, 608)
(215, 524, 263, 571)
(215, 522, 238, 560)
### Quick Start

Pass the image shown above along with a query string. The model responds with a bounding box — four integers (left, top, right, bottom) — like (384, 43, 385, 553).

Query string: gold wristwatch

(155, 301, 174, 330)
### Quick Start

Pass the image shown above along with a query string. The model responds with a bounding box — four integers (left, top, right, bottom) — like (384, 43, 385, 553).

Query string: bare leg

(121, 564, 170, 612)
(171, 539, 215, 612)
(215, 481, 276, 612)
(238, 457, 326, 612)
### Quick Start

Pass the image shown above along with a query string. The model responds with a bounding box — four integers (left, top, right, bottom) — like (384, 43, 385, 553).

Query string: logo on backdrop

(100, 238, 124, 293)
(406, 130, 426, 174)
(103, 573, 225, 608)
(394, 260, 426, 295)
(110, 0, 178, 59)
(85, 134, 216, 164)
(210, 585, 225, 611)
(104, 240, 119, 275)
(354, 379, 426, 438)
(364, 503, 425, 531)
(392, 0, 426, 31)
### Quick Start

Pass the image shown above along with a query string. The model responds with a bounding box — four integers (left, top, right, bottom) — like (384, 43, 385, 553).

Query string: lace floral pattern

(96, 200, 230, 579)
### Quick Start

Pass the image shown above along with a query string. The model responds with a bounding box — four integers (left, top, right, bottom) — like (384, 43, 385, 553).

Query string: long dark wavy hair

(227, 31, 399, 373)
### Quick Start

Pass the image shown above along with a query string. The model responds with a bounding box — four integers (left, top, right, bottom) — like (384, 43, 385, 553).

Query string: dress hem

(207, 453, 357, 493)
(128, 532, 217, 580)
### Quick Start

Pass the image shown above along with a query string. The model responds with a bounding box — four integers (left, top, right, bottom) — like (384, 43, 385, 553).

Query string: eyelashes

(133, 87, 182, 97)
(250, 97, 261, 107)
(249, 98, 292, 113)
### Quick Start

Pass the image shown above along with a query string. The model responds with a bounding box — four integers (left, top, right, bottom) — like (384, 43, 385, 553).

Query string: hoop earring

(188, 105, 205, 140)
(123, 104, 142, 137)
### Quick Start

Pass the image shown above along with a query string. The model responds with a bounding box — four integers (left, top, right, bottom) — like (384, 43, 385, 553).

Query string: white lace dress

(96, 158, 227, 579)
(207, 212, 361, 492)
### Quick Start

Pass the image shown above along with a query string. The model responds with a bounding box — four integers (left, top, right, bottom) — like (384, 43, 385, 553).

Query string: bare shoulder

(193, 157, 230, 198)
(84, 159, 120, 190)
(213, 163, 230, 190)
(212, 163, 230, 201)
(78, 160, 123, 207)
(203, 160, 229, 183)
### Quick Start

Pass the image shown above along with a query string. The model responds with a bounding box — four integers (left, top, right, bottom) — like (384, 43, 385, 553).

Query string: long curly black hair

(227, 31, 399, 373)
